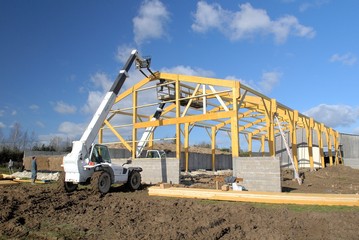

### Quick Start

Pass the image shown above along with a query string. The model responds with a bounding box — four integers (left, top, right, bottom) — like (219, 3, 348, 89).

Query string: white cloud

(58, 121, 86, 138)
(38, 122, 86, 143)
(0, 110, 4, 117)
(299, 0, 329, 12)
(230, 3, 271, 40)
(191, 1, 225, 33)
(226, 70, 281, 93)
(54, 101, 76, 114)
(81, 91, 104, 115)
(0, 122, 5, 128)
(330, 53, 357, 66)
(11, 110, 17, 116)
(353, 127, 359, 135)
(133, 0, 170, 45)
(116, 44, 136, 64)
(192, 2, 315, 44)
(90, 72, 112, 92)
(37, 133, 69, 144)
(80, 72, 113, 115)
(271, 15, 315, 43)
(258, 71, 282, 93)
(29, 104, 39, 111)
(36, 121, 45, 128)
(304, 104, 359, 128)
(161, 65, 215, 77)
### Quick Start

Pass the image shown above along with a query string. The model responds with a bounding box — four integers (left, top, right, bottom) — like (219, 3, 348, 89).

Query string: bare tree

(0, 128, 4, 147)
(49, 136, 62, 152)
(28, 131, 37, 150)
(8, 122, 23, 150)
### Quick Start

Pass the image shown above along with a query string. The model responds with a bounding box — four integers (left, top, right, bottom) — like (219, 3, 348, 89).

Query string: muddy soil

(1, 165, 359, 240)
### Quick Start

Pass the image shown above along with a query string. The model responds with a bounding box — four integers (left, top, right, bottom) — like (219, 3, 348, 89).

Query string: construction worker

(31, 156, 37, 185)
(8, 159, 14, 174)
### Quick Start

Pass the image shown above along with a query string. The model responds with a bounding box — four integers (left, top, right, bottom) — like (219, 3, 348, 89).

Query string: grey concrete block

(233, 156, 282, 192)
(112, 158, 180, 184)
(344, 158, 359, 169)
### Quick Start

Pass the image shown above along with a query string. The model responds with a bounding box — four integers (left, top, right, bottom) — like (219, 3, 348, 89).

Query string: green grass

(198, 199, 359, 212)
(28, 222, 87, 239)
(0, 166, 10, 174)
(247, 202, 359, 212)
(284, 204, 359, 212)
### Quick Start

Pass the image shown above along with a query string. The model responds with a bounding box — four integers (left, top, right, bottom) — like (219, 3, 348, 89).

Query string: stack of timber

(0, 174, 18, 185)
(148, 186, 359, 206)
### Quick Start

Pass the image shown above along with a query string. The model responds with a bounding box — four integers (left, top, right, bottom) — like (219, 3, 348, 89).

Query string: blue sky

(1, 0, 359, 147)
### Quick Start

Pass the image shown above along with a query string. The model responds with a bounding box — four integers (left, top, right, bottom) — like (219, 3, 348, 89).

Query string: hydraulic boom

(63, 49, 150, 184)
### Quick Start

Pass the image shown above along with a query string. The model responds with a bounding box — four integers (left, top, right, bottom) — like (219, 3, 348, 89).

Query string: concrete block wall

(112, 158, 180, 184)
(169, 152, 232, 171)
(275, 129, 322, 169)
(233, 157, 281, 192)
(110, 149, 233, 171)
(109, 148, 131, 158)
(340, 133, 359, 169)
(343, 158, 359, 169)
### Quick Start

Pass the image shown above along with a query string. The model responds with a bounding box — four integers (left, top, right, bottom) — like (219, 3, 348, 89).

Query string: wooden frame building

(98, 72, 341, 172)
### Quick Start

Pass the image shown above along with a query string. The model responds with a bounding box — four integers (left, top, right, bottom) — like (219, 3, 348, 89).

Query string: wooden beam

(211, 126, 216, 171)
(175, 76, 181, 160)
(134, 111, 235, 129)
(184, 122, 189, 172)
(103, 120, 131, 151)
(148, 187, 359, 206)
(231, 81, 240, 157)
(308, 118, 314, 170)
(132, 90, 138, 158)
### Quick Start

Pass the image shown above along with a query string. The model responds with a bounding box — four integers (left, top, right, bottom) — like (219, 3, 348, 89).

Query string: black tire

(58, 171, 78, 193)
(126, 171, 141, 190)
(91, 171, 111, 194)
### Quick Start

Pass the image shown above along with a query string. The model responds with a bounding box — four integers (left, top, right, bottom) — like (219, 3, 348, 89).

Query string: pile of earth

(281, 165, 359, 194)
(0, 165, 358, 239)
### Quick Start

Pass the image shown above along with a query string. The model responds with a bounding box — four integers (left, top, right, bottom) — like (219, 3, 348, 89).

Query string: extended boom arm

(63, 49, 151, 184)
(80, 49, 148, 149)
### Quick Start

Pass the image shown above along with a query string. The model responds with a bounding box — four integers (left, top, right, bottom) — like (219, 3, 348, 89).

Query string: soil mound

(0, 165, 359, 239)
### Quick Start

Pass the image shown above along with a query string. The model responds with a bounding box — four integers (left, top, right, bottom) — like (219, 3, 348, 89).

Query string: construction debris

(10, 171, 60, 181)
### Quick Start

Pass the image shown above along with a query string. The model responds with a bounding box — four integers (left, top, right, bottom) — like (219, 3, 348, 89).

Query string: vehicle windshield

(90, 145, 111, 163)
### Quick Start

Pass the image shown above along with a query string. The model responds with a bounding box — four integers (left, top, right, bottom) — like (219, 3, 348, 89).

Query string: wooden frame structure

(98, 72, 341, 172)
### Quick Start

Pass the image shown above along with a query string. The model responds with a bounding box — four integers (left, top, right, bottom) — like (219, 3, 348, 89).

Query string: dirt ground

(1, 165, 359, 240)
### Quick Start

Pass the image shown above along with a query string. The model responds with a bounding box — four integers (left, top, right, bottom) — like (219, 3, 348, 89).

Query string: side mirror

(122, 159, 132, 166)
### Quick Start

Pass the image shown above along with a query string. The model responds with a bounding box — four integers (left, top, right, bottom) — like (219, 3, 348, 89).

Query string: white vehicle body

(61, 49, 149, 194)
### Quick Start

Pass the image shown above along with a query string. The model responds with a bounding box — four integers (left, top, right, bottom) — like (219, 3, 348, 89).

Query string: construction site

(1, 51, 359, 239)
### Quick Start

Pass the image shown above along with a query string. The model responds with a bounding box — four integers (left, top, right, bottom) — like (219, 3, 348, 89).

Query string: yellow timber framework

(98, 72, 341, 172)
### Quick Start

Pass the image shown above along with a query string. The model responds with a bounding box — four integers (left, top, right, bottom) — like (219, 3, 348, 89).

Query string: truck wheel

(58, 172, 78, 193)
(91, 171, 111, 194)
(126, 171, 141, 190)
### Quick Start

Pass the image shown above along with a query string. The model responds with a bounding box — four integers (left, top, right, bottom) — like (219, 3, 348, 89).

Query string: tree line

(0, 122, 72, 165)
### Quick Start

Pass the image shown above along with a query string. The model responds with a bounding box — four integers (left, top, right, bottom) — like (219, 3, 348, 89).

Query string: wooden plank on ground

(0, 180, 19, 185)
(0, 174, 15, 180)
(13, 179, 48, 184)
(148, 186, 359, 207)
